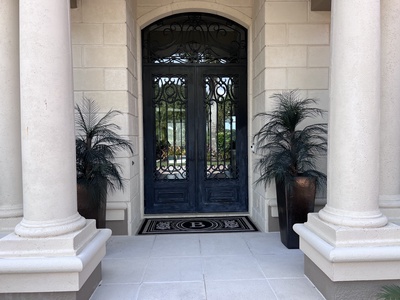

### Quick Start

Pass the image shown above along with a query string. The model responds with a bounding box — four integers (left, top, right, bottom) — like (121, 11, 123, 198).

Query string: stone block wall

(70, 0, 140, 235)
(136, 0, 253, 21)
(251, 0, 330, 232)
(126, 0, 141, 235)
(70, 0, 330, 234)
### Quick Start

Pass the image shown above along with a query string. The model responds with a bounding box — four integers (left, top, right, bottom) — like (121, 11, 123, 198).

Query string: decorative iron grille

(204, 75, 238, 179)
(142, 13, 247, 64)
(152, 75, 188, 180)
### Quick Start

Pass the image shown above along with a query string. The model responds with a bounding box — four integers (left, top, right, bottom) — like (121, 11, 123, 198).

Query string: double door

(143, 64, 248, 214)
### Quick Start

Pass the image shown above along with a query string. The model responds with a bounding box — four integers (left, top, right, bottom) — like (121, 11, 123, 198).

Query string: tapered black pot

(276, 176, 316, 249)
(77, 184, 106, 228)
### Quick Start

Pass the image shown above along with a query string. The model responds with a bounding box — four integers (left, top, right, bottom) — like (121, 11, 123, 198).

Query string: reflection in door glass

(204, 75, 238, 179)
(153, 75, 187, 180)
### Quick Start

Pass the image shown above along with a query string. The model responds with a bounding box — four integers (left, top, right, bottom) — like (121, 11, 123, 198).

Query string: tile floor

(90, 232, 325, 300)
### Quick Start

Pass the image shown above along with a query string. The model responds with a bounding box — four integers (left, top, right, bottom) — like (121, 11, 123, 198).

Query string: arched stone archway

(141, 13, 249, 214)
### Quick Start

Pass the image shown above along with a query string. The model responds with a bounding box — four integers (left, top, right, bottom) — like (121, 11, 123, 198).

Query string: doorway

(142, 13, 248, 214)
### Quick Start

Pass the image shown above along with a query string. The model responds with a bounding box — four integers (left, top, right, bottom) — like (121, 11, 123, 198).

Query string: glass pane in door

(204, 75, 238, 179)
(153, 75, 187, 180)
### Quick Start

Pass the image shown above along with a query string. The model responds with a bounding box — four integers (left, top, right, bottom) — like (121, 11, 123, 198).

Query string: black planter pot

(77, 184, 106, 228)
(276, 176, 316, 249)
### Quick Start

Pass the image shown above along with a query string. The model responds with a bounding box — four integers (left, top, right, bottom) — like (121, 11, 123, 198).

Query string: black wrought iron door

(142, 13, 248, 214)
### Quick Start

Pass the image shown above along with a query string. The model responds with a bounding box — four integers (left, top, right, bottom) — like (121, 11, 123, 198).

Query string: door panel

(143, 67, 196, 213)
(196, 66, 248, 212)
(143, 65, 247, 214)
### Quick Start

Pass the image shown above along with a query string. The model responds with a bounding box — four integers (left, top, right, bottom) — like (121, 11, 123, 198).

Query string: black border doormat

(138, 216, 258, 235)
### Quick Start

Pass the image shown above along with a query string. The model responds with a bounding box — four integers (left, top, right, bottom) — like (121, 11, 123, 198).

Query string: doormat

(138, 216, 258, 235)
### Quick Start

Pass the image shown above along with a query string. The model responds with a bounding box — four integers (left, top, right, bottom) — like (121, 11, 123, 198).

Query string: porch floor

(90, 231, 325, 299)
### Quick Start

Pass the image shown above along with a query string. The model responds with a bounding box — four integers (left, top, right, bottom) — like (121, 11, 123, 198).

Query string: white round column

(379, 0, 400, 212)
(15, 0, 86, 237)
(319, 0, 387, 228)
(0, 0, 23, 223)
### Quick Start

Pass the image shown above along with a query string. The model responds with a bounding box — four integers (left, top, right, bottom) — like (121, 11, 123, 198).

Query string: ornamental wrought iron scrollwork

(204, 75, 239, 180)
(142, 13, 247, 64)
(152, 75, 188, 180)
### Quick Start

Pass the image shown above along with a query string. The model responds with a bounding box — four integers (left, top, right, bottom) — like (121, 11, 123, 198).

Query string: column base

(319, 205, 388, 228)
(0, 206, 23, 234)
(304, 256, 400, 300)
(0, 263, 101, 300)
(15, 212, 87, 238)
(380, 207, 400, 224)
(0, 216, 22, 235)
(380, 195, 400, 224)
(1, 219, 98, 257)
(0, 220, 111, 296)
(294, 213, 400, 283)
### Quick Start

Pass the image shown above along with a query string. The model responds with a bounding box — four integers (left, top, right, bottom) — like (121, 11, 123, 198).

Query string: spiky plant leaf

(253, 90, 327, 189)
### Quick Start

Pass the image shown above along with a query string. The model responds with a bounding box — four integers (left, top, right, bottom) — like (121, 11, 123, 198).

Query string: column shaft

(0, 2, 110, 297)
(0, 0, 23, 228)
(319, 0, 387, 227)
(294, 2, 400, 297)
(16, 0, 85, 237)
(379, 0, 400, 213)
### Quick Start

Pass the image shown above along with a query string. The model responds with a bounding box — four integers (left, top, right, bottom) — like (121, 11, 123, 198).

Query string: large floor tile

(203, 255, 265, 280)
(92, 233, 326, 300)
(137, 282, 206, 300)
(89, 283, 140, 300)
(106, 236, 155, 259)
(255, 252, 304, 278)
(206, 279, 277, 300)
(102, 258, 148, 284)
(151, 234, 201, 257)
(199, 233, 252, 256)
(268, 278, 325, 300)
(242, 232, 295, 255)
(143, 256, 203, 282)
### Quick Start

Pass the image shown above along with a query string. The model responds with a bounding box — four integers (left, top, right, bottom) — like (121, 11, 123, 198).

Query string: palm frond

(75, 97, 134, 209)
(253, 90, 327, 189)
(377, 285, 400, 300)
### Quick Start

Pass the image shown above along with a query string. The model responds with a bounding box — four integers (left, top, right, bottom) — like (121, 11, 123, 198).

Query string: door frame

(138, 11, 253, 217)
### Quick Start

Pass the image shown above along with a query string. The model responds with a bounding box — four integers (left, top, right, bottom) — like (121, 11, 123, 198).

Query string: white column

(0, 0, 23, 231)
(0, 1, 111, 296)
(318, 0, 387, 228)
(294, 1, 400, 295)
(379, 0, 400, 219)
(15, 0, 86, 237)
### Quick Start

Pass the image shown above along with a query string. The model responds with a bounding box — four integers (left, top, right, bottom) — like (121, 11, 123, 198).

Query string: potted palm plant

(253, 90, 327, 249)
(75, 97, 133, 228)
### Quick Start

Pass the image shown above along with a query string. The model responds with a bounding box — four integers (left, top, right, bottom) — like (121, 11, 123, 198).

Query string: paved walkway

(90, 232, 325, 300)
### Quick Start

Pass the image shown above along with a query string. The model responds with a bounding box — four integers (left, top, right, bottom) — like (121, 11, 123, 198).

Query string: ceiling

(69, 0, 331, 12)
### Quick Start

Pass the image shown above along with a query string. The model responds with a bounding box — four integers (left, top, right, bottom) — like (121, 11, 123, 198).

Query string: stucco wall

(251, 0, 330, 232)
(70, 0, 140, 235)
